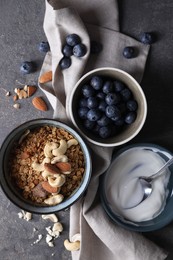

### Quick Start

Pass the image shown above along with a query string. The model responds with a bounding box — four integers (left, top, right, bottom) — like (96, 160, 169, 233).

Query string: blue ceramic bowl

(0, 119, 92, 214)
(100, 143, 173, 232)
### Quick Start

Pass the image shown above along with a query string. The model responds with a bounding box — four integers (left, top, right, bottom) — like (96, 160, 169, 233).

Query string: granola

(9, 125, 85, 205)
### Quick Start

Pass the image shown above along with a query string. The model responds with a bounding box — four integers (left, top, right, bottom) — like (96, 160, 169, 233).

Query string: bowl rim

(68, 67, 147, 147)
(99, 143, 173, 232)
(0, 118, 92, 214)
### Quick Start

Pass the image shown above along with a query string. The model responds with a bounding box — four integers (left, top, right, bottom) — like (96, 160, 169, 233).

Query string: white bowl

(69, 67, 147, 147)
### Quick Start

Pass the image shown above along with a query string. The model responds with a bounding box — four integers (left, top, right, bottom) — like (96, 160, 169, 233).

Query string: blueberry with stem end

(139, 32, 155, 45)
(38, 41, 50, 52)
(20, 61, 36, 74)
(123, 46, 136, 59)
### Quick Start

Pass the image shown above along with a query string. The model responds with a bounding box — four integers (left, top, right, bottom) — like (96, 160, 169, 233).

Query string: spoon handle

(149, 156, 173, 180)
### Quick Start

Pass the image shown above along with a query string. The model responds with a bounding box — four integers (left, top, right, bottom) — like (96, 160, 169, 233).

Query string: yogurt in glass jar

(105, 146, 171, 222)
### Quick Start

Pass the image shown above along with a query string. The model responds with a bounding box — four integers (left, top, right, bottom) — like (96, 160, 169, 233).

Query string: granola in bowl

(0, 119, 91, 213)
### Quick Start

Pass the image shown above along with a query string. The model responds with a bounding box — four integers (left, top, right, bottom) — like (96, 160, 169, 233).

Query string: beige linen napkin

(39, 1, 168, 259)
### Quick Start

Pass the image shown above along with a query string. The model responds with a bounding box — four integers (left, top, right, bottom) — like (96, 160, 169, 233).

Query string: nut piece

(52, 222, 63, 232)
(48, 174, 66, 187)
(27, 85, 37, 97)
(32, 97, 48, 111)
(52, 140, 67, 156)
(13, 103, 20, 109)
(42, 214, 58, 222)
(44, 142, 58, 158)
(32, 183, 48, 198)
(56, 162, 71, 173)
(64, 239, 80, 251)
(67, 139, 78, 148)
(39, 71, 52, 84)
(44, 163, 60, 174)
(44, 194, 64, 205)
(41, 181, 58, 193)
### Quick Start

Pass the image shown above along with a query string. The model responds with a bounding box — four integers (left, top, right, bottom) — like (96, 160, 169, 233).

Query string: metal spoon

(138, 156, 173, 203)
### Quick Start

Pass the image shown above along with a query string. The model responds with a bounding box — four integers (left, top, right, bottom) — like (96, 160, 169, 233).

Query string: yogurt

(105, 147, 171, 222)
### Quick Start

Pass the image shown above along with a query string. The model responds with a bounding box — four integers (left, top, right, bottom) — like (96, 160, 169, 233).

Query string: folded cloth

(39, 0, 168, 259)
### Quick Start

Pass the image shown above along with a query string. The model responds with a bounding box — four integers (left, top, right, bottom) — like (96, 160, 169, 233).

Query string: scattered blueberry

(73, 43, 87, 57)
(78, 107, 89, 120)
(82, 85, 95, 98)
(20, 61, 36, 74)
(62, 44, 73, 57)
(99, 126, 112, 138)
(126, 100, 138, 111)
(90, 41, 103, 54)
(59, 57, 71, 70)
(90, 76, 103, 90)
(38, 41, 50, 52)
(139, 32, 155, 45)
(125, 112, 137, 124)
(123, 46, 136, 59)
(66, 34, 81, 47)
(105, 93, 120, 105)
(87, 109, 102, 121)
(102, 81, 113, 94)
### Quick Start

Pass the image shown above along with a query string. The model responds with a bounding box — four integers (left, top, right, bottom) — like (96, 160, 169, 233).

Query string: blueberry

(114, 80, 125, 92)
(96, 92, 106, 100)
(87, 96, 99, 109)
(73, 43, 87, 57)
(66, 34, 81, 47)
(123, 46, 136, 59)
(105, 105, 121, 119)
(99, 126, 112, 138)
(120, 88, 132, 101)
(97, 115, 111, 126)
(125, 112, 137, 124)
(59, 57, 71, 69)
(102, 81, 113, 94)
(78, 107, 89, 119)
(82, 84, 96, 98)
(98, 100, 107, 112)
(114, 117, 125, 126)
(62, 44, 73, 57)
(90, 76, 103, 90)
(20, 61, 36, 74)
(90, 41, 103, 54)
(79, 98, 88, 107)
(38, 41, 50, 52)
(87, 109, 102, 121)
(139, 32, 155, 45)
(126, 100, 138, 111)
(84, 119, 95, 130)
(105, 93, 120, 105)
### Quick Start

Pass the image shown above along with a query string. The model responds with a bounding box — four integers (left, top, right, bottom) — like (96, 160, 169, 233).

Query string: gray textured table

(1, 1, 173, 259)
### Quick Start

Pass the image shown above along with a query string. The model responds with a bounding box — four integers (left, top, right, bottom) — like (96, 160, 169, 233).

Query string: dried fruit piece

(32, 97, 48, 111)
(56, 162, 71, 172)
(44, 163, 60, 174)
(39, 71, 52, 84)
(27, 85, 37, 97)
(32, 183, 48, 198)
(13, 95, 18, 101)
(41, 181, 58, 193)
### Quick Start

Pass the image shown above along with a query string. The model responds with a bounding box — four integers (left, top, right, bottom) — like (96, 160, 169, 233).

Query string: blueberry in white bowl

(68, 67, 147, 147)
